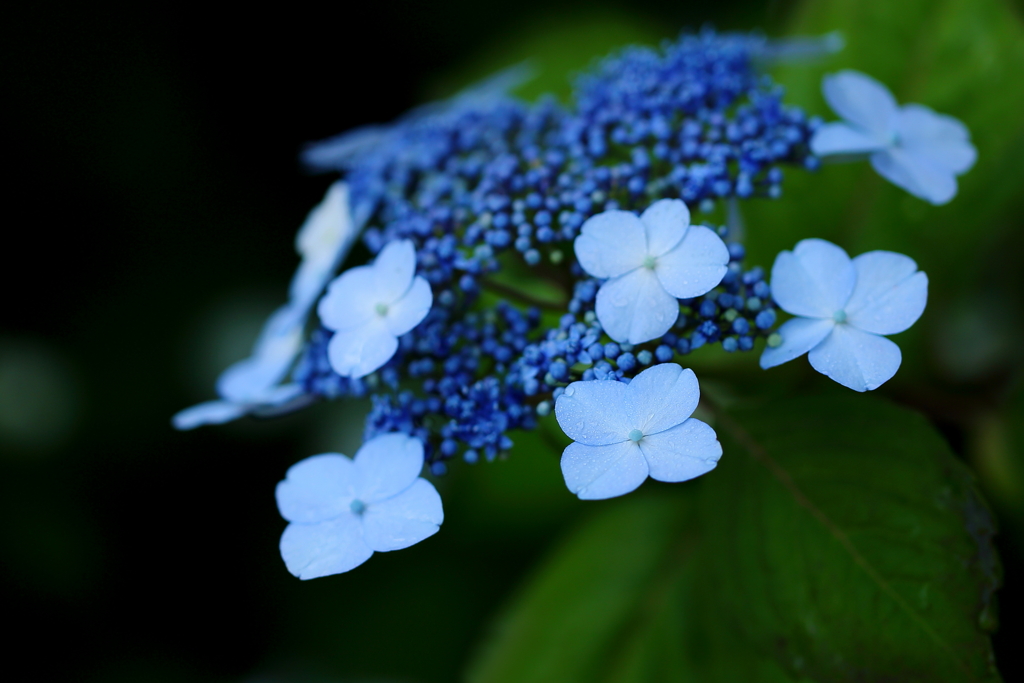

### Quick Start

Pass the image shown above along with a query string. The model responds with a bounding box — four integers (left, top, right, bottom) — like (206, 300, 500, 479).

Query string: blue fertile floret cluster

(292, 30, 815, 468)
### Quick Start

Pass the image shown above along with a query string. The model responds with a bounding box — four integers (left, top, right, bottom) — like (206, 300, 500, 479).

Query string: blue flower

(760, 238, 928, 391)
(574, 199, 729, 344)
(172, 305, 308, 430)
(275, 433, 443, 579)
(317, 239, 432, 378)
(810, 70, 976, 205)
(554, 363, 722, 499)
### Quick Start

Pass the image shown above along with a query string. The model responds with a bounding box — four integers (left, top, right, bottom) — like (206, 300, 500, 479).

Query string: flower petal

(574, 210, 647, 279)
(317, 266, 379, 333)
(555, 379, 631, 446)
(638, 418, 722, 483)
(217, 305, 304, 402)
(289, 258, 338, 317)
(295, 182, 353, 261)
(896, 104, 977, 175)
(326, 321, 398, 378)
(353, 433, 425, 504)
(639, 198, 690, 257)
(276, 453, 357, 523)
(808, 324, 902, 392)
(769, 238, 855, 318)
(560, 441, 649, 500)
(870, 148, 957, 206)
(372, 239, 418, 304)
(215, 352, 296, 404)
(654, 225, 729, 299)
(759, 317, 836, 369)
(172, 400, 248, 430)
(362, 478, 443, 552)
(289, 182, 359, 312)
(279, 516, 374, 579)
(625, 363, 699, 436)
(846, 251, 928, 336)
(822, 70, 898, 137)
(595, 268, 679, 344)
(385, 276, 432, 337)
(249, 386, 314, 417)
(810, 122, 887, 157)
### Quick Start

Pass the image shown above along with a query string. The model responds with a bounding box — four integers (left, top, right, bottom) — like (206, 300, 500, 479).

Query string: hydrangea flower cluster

(175, 30, 971, 577)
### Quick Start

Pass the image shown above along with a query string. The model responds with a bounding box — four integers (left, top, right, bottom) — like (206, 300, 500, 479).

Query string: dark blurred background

(2, 1, 1022, 681)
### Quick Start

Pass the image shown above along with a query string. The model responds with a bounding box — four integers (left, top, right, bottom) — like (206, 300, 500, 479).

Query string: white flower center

(832, 309, 847, 324)
(642, 256, 657, 270)
(628, 428, 644, 442)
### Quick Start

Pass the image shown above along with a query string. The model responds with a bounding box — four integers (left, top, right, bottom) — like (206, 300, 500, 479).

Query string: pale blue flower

(317, 239, 432, 378)
(760, 238, 928, 391)
(811, 70, 976, 205)
(554, 363, 722, 500)
(574, 199, 729, 344)
(173, 183, 359, 430)
(276, 433, 443, 579)
(172, 306, 307, 429)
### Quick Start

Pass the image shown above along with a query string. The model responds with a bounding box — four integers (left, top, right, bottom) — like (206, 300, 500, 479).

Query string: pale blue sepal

(808, 324, 902, 392)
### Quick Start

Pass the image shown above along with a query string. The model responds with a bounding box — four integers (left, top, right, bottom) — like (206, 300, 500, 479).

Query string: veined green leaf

(468, 392, 1001, 682)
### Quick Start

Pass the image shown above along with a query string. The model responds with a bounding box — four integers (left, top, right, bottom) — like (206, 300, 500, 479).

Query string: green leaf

(467, 392, 1001, 682)
(466, 494, 688, 682)
(703, 393, 1001, 681)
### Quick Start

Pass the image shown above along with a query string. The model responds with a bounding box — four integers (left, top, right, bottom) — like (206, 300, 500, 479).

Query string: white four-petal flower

(810, 70, 977, 205)
(555, 363, 722, 500)
(760, 238, 928, 392)
(317, 239, 432, 378)
(574, 199, 730, 344)
(276, 433, 444, 579)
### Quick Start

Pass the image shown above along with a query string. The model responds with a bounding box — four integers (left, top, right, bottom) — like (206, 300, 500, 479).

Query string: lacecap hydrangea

(174, 29, 970, 577)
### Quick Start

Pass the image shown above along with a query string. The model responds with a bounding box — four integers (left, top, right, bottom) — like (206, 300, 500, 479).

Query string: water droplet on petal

(564, 386, 575, 397)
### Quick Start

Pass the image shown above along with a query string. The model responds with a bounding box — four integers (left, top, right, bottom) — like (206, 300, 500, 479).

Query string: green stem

(481, 279, 564, 311)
